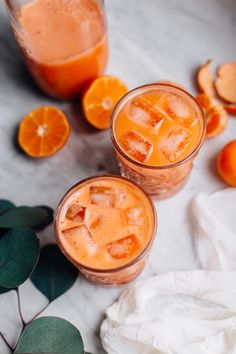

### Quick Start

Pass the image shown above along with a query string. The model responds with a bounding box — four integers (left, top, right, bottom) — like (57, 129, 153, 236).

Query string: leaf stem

(16, 288, 25, 326)
(0, 332, 13, 352)
(27, 302, 49, 323)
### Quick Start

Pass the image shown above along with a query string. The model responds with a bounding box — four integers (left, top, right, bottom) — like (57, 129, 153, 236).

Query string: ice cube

(128, 97, 166, 129)
(106, 234, 141, 260)
(90, 186, 115, 207)
(125, 207, 144, 226)
(166, 98, 197, 127)
(62, 225, 97, 254)
(160, 126, 192, 162)
(65, 204, 86, 223)
(121, 130, 153, 163)
(114, 188, 127, 208)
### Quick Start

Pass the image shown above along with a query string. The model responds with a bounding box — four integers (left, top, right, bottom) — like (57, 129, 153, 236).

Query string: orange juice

(55, 176, 156, 285)
(11, 0, 108, 99)
(111, 84, 205, 199)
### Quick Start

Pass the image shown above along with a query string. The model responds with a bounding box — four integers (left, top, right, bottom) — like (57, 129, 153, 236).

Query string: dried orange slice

(217, 140, 236, 186)
(224, 105, 236, 116)
(82, 76, 128, 130)
(18, 106, 70, 158)
(215, 61, 236, 103)
(196, 93, 227, 138)
(197, 59, 215, 97)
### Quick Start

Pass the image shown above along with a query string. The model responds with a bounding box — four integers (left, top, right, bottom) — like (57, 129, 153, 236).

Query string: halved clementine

(82, 76, 128, 130)
(195, 93, 227, 138)
(18, 106, 70, 158)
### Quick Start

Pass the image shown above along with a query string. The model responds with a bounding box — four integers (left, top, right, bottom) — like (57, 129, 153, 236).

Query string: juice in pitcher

(110, 84, 205, 199)
(5, 0, 109, 99)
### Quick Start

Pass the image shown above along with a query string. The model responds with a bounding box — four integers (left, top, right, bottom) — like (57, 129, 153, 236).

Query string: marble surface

(0, 0, 236, 353)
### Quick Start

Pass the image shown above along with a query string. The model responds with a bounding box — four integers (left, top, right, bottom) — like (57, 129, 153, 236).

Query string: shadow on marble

(68, 103, 120, 175)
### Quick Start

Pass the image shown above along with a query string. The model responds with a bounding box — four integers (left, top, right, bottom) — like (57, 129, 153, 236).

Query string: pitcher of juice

(5, 0, 109, 99)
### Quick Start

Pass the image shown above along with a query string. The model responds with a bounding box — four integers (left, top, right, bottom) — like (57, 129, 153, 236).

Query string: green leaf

(14, 316, 84, 354)
(0, 199, 15, 215)
(0, 229, 40, 288)
(34, 206, 54, 231)
(0, 206, 48, 229)
(0, 285, 14, 294)
(31, 244, 78, 301)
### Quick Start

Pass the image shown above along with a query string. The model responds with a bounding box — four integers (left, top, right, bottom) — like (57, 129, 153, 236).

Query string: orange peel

(215, 61, 236, 103)
(224, 105, 236, 116)
(196, 93, 228, 138)
(197, 59, 215, 97)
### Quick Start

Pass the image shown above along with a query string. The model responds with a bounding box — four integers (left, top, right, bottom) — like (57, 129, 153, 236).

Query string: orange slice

(82, 76, 128, 130)
(225, 105, 236, 116)
(196, 94, 227, 138)
(197, 59, 215, 97)
(18, 106, 70, 158)
(217, 140, 236, 186)
(215, 61, 236, 103)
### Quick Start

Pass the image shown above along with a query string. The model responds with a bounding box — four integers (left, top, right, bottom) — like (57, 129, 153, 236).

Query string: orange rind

(196, 93, 227, 138)
(197, 59, 215, 97)
(224, 105, 236, 116)
(215, 61, 236, 103)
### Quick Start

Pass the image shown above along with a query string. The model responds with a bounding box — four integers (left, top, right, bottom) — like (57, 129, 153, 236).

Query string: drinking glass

(110, 84, 206, 199)
(55, 175, 157, 285)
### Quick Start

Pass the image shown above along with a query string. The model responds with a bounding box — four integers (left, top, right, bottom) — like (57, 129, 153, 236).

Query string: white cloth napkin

(101, 271, 236, 354)
(191, 188, 236, 271)
(100, 188, 236, 353)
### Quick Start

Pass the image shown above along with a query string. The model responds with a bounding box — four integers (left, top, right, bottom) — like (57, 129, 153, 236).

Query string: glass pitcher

(4, 0, 109, 100)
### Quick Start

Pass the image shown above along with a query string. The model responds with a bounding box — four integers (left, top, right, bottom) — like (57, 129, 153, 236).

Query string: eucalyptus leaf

(0, 206, 48, 229)
(0, 228, 8, 241)
(0, 199, 15, 215)
(0, 285, 13, 294)
(0, 229, 40, 288)
(14, 316, 84, 354)
(34, 206, 54, 231)
(31, 244, 78, 301)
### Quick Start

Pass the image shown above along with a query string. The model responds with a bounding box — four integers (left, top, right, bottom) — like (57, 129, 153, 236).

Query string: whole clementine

(217, 140, 236, 187)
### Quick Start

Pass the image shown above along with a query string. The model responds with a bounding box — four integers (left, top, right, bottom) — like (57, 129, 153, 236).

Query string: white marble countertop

(0, 0, 235, 353)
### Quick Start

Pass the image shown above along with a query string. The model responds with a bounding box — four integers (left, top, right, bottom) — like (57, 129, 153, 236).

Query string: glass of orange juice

(5, 0, 109, 100)
(110, 83, 206, 199)
(55, 175, 157, 285)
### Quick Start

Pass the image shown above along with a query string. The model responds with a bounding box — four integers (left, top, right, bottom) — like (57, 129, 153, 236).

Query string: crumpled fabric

(101, 271, 236, 354)
(191, 188, 236, 271)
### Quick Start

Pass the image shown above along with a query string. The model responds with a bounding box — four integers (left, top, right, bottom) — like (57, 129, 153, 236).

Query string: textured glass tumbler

(55, 175, 157, 286)
(110, 84, 206, 200)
